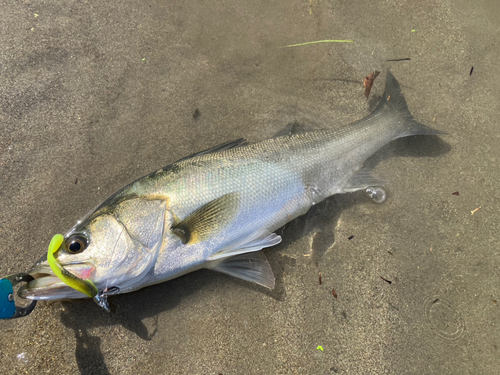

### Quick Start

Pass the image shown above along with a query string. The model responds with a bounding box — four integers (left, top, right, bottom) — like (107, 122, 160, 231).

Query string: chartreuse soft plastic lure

(47, 234, 110, 312)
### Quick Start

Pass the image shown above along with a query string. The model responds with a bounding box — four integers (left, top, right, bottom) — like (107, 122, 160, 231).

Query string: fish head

(20, 198, 171, 300)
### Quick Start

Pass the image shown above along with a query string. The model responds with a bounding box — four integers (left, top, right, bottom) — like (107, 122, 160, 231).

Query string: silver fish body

(20, 72, 442, 301)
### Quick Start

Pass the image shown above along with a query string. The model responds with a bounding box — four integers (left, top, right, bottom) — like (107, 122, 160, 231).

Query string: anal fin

(207, 251, 275, 289)
(343, 166, 386, 193)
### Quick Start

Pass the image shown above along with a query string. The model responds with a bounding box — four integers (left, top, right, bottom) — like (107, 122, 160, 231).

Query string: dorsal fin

(68, 139, 247, 233)
(176, 138, 247, 162)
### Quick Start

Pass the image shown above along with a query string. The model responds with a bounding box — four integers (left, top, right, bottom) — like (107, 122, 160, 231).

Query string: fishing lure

(47, 234, 110, 312)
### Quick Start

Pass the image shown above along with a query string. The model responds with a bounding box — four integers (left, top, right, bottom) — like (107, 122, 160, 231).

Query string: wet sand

(1, 1, 499, 373)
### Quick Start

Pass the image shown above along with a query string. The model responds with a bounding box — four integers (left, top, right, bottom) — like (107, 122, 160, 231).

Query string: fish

(19, 72, 442, 302)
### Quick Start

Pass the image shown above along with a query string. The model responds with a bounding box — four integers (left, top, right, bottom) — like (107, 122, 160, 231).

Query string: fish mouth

(19, 262, 96, 300)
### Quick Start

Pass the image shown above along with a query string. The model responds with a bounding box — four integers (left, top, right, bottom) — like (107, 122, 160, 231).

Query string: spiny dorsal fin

(176, 138, 247, 163)
(272, 122, 316, 138)
(172, 193, 240, 244)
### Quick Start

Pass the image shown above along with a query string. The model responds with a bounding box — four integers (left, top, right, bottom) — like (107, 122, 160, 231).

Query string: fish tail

(372, 71, 445, 139)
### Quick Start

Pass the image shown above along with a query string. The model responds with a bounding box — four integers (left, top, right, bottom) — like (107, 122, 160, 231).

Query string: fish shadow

(58, 199, 351, 375)
(58, 193, 358, 374)
(58, 192, 370, 375)
(60, 271, 217, 338)
(367, 133, 450, 167)
(58, 130, 450, 374)
(73, 329, 111, 375)
(59, 271, 225, 374)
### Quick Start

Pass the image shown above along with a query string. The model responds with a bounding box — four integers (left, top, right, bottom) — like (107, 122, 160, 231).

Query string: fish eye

(65, 235, 88, 254)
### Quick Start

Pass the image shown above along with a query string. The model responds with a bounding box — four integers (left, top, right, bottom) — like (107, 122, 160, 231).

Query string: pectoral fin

(172, 193, 240, 244)
(207, 251, 275, 289)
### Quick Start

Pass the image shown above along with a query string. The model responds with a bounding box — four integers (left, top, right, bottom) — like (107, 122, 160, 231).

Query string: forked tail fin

(372, 71, 445, 139)
(340, 72, 445, 194)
